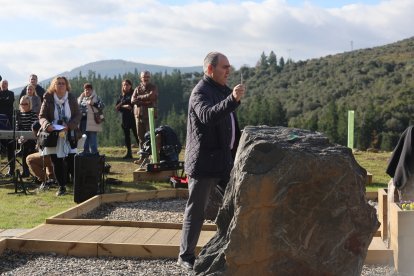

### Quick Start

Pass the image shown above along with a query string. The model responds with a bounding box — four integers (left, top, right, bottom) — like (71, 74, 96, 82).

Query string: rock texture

(194, 126, 380, 276)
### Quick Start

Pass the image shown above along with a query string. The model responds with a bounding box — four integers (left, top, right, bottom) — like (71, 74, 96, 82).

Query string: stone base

(133, 169, 176, 182)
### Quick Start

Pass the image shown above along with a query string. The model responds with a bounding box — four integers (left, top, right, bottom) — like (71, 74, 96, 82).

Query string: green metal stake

(347, 110, 354, 149)
(148, 108, 158, 163)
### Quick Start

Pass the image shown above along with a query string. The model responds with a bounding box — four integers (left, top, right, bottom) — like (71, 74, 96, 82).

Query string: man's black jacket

(185, 76, 241, 179)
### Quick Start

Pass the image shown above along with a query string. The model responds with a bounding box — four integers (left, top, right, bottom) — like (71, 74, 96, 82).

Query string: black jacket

(185, 76, 241, 179)
(386, 126, 414, 189)
(116, 91, 135, 129)
(0, 89, 15, 126)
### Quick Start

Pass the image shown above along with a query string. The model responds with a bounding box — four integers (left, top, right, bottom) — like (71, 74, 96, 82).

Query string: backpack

(141, 125, 182, 163)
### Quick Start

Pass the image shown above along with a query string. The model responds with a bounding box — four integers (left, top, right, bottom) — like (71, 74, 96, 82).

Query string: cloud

(0, 0, 413, 89)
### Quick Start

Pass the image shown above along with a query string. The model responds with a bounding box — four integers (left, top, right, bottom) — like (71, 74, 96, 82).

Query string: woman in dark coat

(39, 76, 81, 196)
(115, 79, 139, 159)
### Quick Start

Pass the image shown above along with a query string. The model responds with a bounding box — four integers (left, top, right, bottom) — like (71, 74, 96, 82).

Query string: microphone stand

(1, 109, 28, 194)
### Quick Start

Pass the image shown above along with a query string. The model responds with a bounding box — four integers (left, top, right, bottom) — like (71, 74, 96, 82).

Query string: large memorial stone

(195, 126, 379, 276)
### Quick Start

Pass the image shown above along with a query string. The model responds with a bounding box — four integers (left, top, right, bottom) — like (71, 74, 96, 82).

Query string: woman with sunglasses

(39, 76, 81, 196)
(16, 96, 38, 177)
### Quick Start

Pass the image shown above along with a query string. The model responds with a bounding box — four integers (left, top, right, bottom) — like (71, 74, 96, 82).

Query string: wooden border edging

(6, 238, 203, 258)
(45, 219, 217, 231)
(50, 189, 189, 219)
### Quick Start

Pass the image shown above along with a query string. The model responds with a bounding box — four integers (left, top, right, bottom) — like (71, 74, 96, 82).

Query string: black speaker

(74, 154, 105, 203)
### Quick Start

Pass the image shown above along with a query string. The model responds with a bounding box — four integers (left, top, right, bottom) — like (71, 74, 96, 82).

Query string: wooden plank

(101, 227, 140, 243)
(365, 237, 393, 265)
(197, 230, 216, 246)
(30, 225, 79, 240)
(75, 196, 102, 217)
(0, 239, 6, 254)
(133, 170, 176, 183)
(377, 188, 388, 241)
(167, 230, 182, 245)
(45, 219, 186, 230)
(19, 224, 59, 239)
(146, 229, 179, 245)
(59, 225, 101, 241)
(124, 228, 158, 244)
(97, 243, 179, 258)
(80, 226, 119, 243)
(101, 192, 129, 203)
(7, 239, 98, 257)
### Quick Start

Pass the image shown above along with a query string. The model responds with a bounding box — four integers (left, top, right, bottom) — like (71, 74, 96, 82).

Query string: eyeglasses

(20, 103, 29, 106)
(56, 82, 66, 85)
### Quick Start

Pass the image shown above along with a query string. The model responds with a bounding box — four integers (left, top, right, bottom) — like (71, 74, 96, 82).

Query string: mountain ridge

(12, 59, 202, 93)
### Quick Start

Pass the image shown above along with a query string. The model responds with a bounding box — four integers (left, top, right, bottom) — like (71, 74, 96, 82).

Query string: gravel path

(0, 198, 399, 275)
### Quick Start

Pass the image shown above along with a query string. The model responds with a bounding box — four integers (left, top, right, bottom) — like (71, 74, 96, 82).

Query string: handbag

(91, 105, 104, 124)
(38, 130, 59, 148)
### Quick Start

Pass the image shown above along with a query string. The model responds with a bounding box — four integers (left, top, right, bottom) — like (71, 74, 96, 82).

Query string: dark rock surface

(195, 126, 380, 276)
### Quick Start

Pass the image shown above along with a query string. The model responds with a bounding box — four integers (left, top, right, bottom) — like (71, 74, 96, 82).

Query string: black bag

(91, 106, 104, 124)
(38, 130, 59, 148)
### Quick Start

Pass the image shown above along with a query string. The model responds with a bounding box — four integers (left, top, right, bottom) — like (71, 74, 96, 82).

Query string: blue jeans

(84, 131, 98, 154)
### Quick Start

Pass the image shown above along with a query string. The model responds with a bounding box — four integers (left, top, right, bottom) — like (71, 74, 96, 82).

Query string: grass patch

(0, 148, 391, 229)
(0, 147, 174, 229)
(353, 151, 391, 192)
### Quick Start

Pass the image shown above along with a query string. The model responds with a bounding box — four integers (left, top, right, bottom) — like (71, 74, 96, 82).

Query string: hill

(235, 36, 414, 151)
(13, 59, 202, 93)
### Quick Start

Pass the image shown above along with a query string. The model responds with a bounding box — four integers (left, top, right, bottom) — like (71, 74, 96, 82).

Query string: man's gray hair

(203, 52, 223, 74)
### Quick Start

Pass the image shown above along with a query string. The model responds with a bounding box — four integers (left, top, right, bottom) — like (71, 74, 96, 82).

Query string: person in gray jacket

(177, 52, 245, 270)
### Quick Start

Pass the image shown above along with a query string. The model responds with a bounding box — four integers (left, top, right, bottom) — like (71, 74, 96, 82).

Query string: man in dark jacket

(0, 79, 16, 176)
(177, 52, 245, 270)
(19, 74, 46, 102)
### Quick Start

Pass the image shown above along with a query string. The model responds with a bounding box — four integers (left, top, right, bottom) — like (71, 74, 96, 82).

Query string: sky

(0, 0, 413, 90)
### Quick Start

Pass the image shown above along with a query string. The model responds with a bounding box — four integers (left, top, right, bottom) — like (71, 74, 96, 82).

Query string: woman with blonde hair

(25, 84, 41, 113)
(16, 95, 38, 177)
(39, 76, 81, 196)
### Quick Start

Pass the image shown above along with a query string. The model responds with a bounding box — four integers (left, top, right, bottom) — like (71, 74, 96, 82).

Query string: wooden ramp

(6, 220, 216, 258)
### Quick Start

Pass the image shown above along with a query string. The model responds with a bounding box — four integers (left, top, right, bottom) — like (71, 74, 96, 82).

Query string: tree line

(51, 36, 414, 151)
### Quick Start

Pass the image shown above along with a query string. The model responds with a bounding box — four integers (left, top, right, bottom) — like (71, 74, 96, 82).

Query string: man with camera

(0, 79, 16, 176)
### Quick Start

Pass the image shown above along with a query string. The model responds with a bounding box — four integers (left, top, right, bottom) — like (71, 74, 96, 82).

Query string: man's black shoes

(176, 258, 194, 270)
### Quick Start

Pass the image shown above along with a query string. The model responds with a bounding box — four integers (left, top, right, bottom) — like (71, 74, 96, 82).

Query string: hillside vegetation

(31, 36, 414, 150)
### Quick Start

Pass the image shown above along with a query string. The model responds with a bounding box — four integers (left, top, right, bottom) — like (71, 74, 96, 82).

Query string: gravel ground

(0, 198, 399, 275)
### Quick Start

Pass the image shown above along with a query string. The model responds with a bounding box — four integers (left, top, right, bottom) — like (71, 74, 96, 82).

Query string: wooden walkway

(6, 220, 216, 258)
(0, 189, 393, 264)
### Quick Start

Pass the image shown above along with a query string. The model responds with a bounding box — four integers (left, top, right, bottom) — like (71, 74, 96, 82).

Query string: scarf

(53, 91, 71, 124)
(52, 91, 71, 157)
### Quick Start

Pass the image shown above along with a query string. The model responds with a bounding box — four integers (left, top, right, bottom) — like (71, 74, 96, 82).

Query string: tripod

(0, 109, 32, 194)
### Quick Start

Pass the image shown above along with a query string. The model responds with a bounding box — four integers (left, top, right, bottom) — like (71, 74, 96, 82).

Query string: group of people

(115, 70, 158, 162)
(0, 70, 159, 196)
(0, 75, 105, 196)
(1, 52, 244, 270)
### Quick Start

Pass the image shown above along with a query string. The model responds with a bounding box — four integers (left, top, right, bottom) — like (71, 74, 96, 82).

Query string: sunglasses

(20, 103, 29, 106)
(56, 82, 66, 85)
